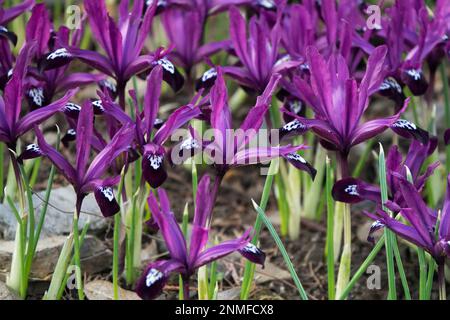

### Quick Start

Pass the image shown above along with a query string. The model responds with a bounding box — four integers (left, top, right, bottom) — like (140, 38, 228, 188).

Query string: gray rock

(0, 281, 18, 300)
(0, 235, 112, 280)
(84, 280, 141, 300)
(217, 287, 240, 300)
(0, 186, 108, 240)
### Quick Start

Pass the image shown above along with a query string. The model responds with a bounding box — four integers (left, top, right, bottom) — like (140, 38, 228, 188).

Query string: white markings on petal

(154, 118, 164, 126)
(379, 77, 402, 93)
(148, 154, 163, 170)
(157, 59, 175, 74)
(242, 243, 260, 254)
(28, 88, 45, 107)
(371, 220, 385, 229)
(299, 63, 310, 72)
(47, 48, 71, 60)
(274, 54, 290, 67)
(67, 129, 76, 135)
(99, 79, 117, 93)
(201, 68, 217, 82)
(0, 26, 7, 33)
(146, 268, 163, 287)
(26, 144, 41, 153)
(282, 119, 305, 133)
(344, 184, 359, 196)
(288, 100, 302, 114)
(65, 102, 81, 112)
(92, 100, 105, 112)
(406, 69, 422, 81)
(286, 153, 307, 164)
(393, 119, 417, 130)
(99, 187, 114, 202)
(257, 0, 276, 9)
(180, 138, 199, 150)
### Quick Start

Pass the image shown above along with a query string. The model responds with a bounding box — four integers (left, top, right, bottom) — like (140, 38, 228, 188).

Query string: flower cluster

(0, 0, 449, 301)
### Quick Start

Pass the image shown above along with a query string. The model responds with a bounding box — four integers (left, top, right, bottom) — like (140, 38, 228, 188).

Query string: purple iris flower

(220, 6, 300, 95)
(161, 7, 231, 76)
(0, 0, 35, 87)
(279, 45, 428, 177)
(355, 0, 448, 99)
(24, 101, 135, 217)
(60, 0, 157, 107)
(24, 4, 104, 110)
(175, 67, 317, 179)
(100, 65, 202, 188)
(136, 174, 265, 300)
(0, 42, 76, 149)
(363, 174, 450, 265)
(332, 137, 439, 210)
(0, 0, 34, 36)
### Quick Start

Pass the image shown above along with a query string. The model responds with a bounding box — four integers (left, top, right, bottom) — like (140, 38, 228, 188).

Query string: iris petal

(238, 243, 266, 267)
(39, 48, 73, 71)
(142, 148, 168, 188)
(0, 26, 17, 45)
(391, 119, 429, 144)
(155, 58, 184, 92)
(284, 152, 317, 180)
(94, 186, 120, 217)
(18, 143, 43, 162)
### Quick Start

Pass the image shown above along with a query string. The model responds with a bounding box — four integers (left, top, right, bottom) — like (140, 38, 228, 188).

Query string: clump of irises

(0, 0, 449, 301)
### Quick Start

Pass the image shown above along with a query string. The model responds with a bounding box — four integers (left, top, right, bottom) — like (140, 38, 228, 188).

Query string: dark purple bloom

(223, 6, 300, 94)
(355, 0, 448, 98)
(136, 174, 265, 300)
(279, 45, 427, 176)
(332, 137, 439, 208)
(175, 67, 317, 179)
(0, 42, 77, 149)
(161, 7, 231, 75)
(24, 4, 104, 110)
(0, 0, 34, 25)
(100, 65, 201, 188)
(363, 175, 450, 263)
(28, 101, 135, 217)
(64, 0, 157, 106)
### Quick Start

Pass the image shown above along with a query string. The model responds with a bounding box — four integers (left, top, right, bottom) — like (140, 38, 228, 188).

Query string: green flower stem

(338, 235, 385, 300)
(72, 210, 84, 300)
(392, 237, 411, 300)
(335, 203, 351, 298)
(240, 160, 277, 300)
(379, 144, 397, 300)
(441, 62, 450, 173)
(438, 261, 446, 300)
(56, 222, 89, 300)
(252, 200, 308, 300)
(113, 167, 127, 300)
(44, 234, 74, 300)
(325, 157, 335, 300)
(417, 248, 427, 300)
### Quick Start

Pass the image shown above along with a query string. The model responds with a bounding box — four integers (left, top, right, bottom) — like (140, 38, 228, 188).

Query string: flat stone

(255, 261, 291, 284)
(0, 281, 18, 300)
(0, 186, 108, 240)
(217, 287, 240, 300)
(0, 235, 112, 280)
(84, 280, 141, 300)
